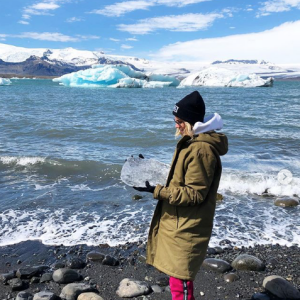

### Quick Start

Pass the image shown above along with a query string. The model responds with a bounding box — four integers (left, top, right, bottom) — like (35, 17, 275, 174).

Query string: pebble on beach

(274, 197, 299, 207)
(86, 251, 105, 262)
(77, 292, 104, 300)
(224, 273, 239, 283)
(202, 258, 232, 273)
(16, 292, 33, 300)
(116, 278, 152, 298)
(231, 254, 265, 271)
(52, 268, 82, 284)
(16, 266, 48, 279)
(251, 292, 271, 300)
(66, 258, 86, 269)
(60, 283, 99, 300)
(8, 278, 26, 291)
(263, 275, 300, 299)
(33, 291, 60, 300)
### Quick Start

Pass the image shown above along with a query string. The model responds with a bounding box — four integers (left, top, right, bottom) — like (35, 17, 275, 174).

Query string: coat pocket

(160, 202, 177, 230)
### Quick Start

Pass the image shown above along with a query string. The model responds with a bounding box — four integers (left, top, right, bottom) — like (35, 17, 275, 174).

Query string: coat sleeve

(153, 151, 216, 206)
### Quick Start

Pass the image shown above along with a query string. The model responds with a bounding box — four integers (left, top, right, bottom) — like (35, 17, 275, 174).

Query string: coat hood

(193, 113, 223, 134)
(192, 130, 228, 156)
(190, 113, 228, 156)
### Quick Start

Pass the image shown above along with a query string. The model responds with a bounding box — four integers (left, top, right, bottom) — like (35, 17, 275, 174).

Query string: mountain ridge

(1, 43, 300, 79)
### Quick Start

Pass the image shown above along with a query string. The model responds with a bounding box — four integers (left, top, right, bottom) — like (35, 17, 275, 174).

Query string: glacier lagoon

(0, 79, 299, 247)
(53, 64, 273, 88)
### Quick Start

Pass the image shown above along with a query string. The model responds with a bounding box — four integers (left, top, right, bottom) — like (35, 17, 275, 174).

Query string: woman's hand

(133, 181, 156, 193)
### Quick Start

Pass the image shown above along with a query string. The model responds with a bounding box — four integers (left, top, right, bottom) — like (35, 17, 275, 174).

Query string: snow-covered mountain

(0, 42, 148, 68)
(0, 43, 299, 79)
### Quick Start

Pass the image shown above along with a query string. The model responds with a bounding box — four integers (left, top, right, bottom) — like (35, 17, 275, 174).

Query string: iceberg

(179, 67, 273, 88)
(0, 78, 11, 85)
(53, 64, 179, 88)
(109, 78, 173, 88)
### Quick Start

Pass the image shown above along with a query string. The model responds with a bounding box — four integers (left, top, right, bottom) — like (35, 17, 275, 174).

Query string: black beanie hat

(173, 91, 205, 125)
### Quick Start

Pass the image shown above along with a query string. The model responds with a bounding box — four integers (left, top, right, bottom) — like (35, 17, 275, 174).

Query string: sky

(0, 0, 300, 64)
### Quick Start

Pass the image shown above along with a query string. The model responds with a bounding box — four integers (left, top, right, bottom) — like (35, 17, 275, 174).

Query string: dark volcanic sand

(0, 241, 299, 300)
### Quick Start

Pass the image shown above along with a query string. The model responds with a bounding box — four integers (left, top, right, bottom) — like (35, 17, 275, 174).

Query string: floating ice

(53, 64, 180, 88)
(179, 67, 273, 87)
(121, 156, 170, 187)
(0, 78, 11, 85)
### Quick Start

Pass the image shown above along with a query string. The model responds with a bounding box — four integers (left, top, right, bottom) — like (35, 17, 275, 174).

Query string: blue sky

(1, 0, 300, 63)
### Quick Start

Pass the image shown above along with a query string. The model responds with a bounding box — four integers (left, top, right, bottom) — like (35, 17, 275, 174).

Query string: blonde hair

(175, 121, 194, 138)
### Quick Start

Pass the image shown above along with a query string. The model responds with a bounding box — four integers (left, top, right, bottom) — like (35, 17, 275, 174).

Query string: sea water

(0, 79, 299, 247)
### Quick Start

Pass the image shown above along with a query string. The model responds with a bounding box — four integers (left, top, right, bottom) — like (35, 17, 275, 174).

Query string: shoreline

(0, 74, 58, 79)
(1, 73, 300, 81)
(0, 240, 299, 299)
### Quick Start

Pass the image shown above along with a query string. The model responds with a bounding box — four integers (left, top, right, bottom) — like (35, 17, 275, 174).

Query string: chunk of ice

(0, 78, 11, 85)
(179, 67, 273, 87)
(53, 64, 179, 88)
(121, 156, 170, 187)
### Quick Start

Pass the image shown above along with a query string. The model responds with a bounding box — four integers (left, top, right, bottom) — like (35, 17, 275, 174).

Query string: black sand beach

(0, 240, 299, 300)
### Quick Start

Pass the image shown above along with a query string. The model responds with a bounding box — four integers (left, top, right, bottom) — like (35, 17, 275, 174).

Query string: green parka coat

(146, 131, 228, 281)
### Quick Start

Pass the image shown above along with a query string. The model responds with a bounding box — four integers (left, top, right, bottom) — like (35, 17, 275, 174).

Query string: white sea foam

(0, 191, 299, 248)
(70, 184, 92, 191)
(219, 170, 300, 197)
(0, 156, 46, 166)
(211, 194, 300, 247)
(70, 183, 119, 192)
(0, 207, 149, 247)
(35, 183, 57, 190)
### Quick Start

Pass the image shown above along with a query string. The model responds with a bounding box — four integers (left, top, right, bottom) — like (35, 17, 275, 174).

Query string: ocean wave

(0, 207, 149, 247)
(0, 155, 121, 178)
(0, 156, 46, 166)
(219, 170, 300, 197)
(0, 194, 299, 248)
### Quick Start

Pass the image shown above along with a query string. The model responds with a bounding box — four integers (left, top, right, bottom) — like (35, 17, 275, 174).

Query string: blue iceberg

(53, 64, 179, 88)
(0, 78, 11, 85)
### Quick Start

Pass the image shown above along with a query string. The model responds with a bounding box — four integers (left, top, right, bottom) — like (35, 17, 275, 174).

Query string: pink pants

(169, 276, 195, 300)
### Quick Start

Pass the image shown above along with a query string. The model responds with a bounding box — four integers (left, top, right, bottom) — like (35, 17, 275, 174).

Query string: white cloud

(18, 32, 79, 42)
(66, 17, 83, 23)
(31, 3, 60, 10)
(126, 37, 138, 41)
(229, 26, 235, 29)
(90, 0, 210, 17)
(121, 44, 133, 49)
(1, 31, 99, 42)
(23, 2, 60, 18)
(20, 0, 69, 22)
(2, 32, 98, 42)
(257, 0, 300, 16)
(153, 21, 300, 64)
(0, 34, 7, 41)
(76, 35, 100, 40)
(110, 38, 120, 42)
(18, 20, 30, 25)
(90, 1, 154, 17)
(118, 13, 223, 34)
(22, 14, 31, 20)
(156, 0, 210, 7)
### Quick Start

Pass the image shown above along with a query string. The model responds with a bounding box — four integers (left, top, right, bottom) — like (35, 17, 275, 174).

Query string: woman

(134, 91, 228, 300)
